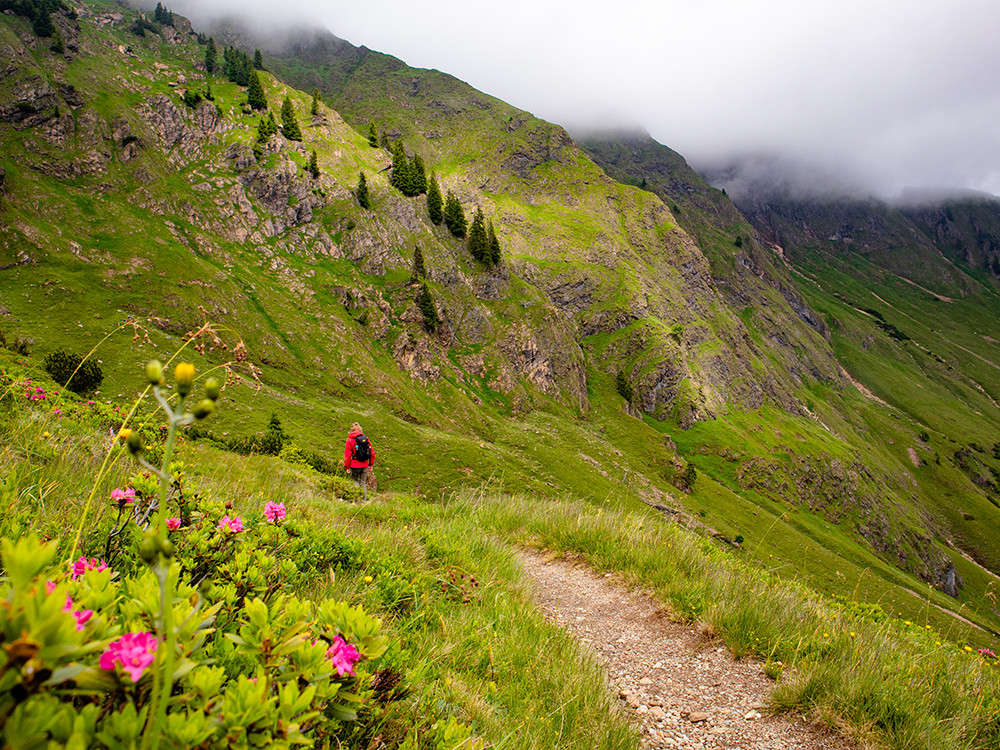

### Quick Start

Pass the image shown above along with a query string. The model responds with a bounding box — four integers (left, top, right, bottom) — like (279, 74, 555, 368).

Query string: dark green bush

(615, 370, 634, 403)
(43, 348, 103, 394)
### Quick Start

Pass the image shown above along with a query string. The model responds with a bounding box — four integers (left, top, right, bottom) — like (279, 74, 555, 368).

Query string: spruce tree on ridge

(426, 174, 443, 225)
(468, 207, 488, 262)
(487, 221, 502, 266)
(443, 191, 467, 238)
(204, 36, 217, 75)
(280, 96, 302, 141)
(356, 172, 371, 209)
(411, 245, 427, 282)
(246, 68, 267, 110)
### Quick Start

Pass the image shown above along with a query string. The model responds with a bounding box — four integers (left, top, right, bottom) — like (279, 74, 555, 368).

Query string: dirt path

(520, 551, 856, 750)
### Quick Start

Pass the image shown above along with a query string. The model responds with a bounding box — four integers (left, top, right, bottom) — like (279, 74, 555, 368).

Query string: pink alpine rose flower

(62, 594, 95, 631)
(70, 557, 109, 580)
(218, 515, 245, 533)
(326, 636, 361, 677)
(111, 487, 136, 505)
(166, 517, 181, 531)
(100, 632, 158, 682)
(264, 501, 286, 523)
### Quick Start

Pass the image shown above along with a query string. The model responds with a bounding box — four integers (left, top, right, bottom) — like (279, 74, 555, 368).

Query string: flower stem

(143, 389, 183, 750)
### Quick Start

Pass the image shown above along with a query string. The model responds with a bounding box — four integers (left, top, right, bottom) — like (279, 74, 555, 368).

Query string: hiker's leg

(361, 468, 368, 502)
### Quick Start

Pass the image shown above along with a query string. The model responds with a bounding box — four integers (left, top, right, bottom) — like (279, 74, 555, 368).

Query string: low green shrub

(42, 349, 104, 395)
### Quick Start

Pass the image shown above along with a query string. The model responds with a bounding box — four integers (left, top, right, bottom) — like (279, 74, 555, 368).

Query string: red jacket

(344, 431, 374, 469)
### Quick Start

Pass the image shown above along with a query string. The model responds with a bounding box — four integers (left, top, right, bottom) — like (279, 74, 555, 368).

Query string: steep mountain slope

(580, 133, 1000, 634)
(260, 30, 846, 424)
(3, 3, 1000, 643)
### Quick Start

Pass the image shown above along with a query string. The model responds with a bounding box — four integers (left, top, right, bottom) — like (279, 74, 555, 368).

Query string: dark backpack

(352, 434, 371, 463)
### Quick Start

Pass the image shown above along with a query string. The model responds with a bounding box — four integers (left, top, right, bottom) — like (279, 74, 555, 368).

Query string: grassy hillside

(3, 349, 1000, 748)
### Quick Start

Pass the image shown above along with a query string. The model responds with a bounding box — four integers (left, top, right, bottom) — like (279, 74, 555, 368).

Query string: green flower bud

(139, 533, 158, 563)
(160, 539, 174, 559)
(126, 431, 143, 456)
(198, 578, 213, 597)
(204, 376, 221, 401)
(145, 359, 164, 385)
(193, 398, 214, 420)
(174, 362, 196, 397)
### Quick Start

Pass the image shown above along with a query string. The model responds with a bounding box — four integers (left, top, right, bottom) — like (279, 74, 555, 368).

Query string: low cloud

(159, 0, 1000, 199)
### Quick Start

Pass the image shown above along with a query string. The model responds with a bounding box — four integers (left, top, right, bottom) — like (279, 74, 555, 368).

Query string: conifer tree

(356, 172, 371, 210)
(308, 150, 320, 179)
(280, 96, 302, 141)
(468, 207, 488, 262)
(204, 36, 217, 75)
(411, 245, 426, 283)
(310, 88, 320, 116)
(50, 28, 64, 54)
(253, 49, 264, 70)
(33, 9, 54, 38)
(487, 221, 502, 266)
(256, 116, 270, 143)
(389, 141, 410, 194)
(247, 68, 267, 110)
(367, 120, 379, 148)
(443, 191, 467, 238)
(416, 283, 440, 332)
(411, 154, 427, 195)
(426, 174, 443, 225)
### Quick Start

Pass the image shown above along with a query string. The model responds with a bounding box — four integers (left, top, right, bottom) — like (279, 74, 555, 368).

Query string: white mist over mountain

(159, 0, 1000, 200)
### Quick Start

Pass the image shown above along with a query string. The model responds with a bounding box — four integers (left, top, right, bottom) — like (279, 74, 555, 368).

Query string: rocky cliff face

(900, 193, 1000, 283)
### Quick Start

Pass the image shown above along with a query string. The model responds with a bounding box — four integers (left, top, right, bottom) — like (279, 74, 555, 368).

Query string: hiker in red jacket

(344, 421, 374, 501)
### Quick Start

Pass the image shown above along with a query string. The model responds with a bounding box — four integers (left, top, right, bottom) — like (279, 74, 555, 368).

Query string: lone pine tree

(253, 49, 264, 70)
(311, 88, 321, 116)
(281, 96, 302, 141)
(308, 150, 320, 179)
(367, 120, 379, 148)
(411, 245, 427, 282)
(416, 283, 440, 332)
(356, 172, 371, 209)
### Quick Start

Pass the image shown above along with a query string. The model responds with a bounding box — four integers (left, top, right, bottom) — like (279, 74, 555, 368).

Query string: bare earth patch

(520, 551, 856, 750)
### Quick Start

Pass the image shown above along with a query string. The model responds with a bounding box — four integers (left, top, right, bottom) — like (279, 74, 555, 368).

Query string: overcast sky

(169, 0, 1000, 199)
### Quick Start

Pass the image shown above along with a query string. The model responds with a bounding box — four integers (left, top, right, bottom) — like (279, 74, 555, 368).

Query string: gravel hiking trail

(520, 550, 857, 750)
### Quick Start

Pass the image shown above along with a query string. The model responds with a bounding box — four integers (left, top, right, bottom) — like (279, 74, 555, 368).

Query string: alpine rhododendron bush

(0, 356, 388, 747)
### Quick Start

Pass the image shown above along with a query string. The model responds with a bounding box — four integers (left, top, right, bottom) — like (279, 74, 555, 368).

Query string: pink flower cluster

(70, 557, 109, 580)
(264, 501, 286, 524)
(99, 632, 158, 682)
(218, 515, 245, 533)
(979, 647, 998, 658)
(166, 517, 181, 531)
(326, 636, 361, 677)
(62, 595, 94, 632)
(25, 385, 46, 401)
(111, 487, 136, 505)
